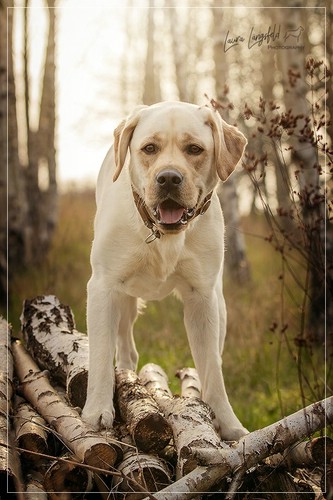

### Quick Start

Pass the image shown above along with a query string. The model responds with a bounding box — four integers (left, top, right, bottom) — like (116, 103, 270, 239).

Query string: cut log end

(83, 443, 118, 471)
(67, 371, 88, 408)
(17, 434, 48, 463)
(134, 413, 173, 452)
(44, 457, 93, 497)
(114, 451, 172, 498)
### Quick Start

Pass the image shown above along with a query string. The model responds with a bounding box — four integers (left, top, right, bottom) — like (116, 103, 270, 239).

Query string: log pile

(1, 295, 332, 499)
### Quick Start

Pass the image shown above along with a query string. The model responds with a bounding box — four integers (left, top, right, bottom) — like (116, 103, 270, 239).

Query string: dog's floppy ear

(208, 110, 247, 182)
(113, 105, 148, 182)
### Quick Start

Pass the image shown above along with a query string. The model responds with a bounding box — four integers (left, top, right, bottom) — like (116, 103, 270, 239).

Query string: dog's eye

(187, 144, 204, 155)
(142, 143, 158, 154)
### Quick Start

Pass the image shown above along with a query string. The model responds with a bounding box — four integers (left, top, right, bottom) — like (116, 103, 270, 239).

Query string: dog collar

(131, 188, 213, 244)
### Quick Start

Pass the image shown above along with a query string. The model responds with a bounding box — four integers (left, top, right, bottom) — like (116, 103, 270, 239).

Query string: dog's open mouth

(153, 200, 195, 227)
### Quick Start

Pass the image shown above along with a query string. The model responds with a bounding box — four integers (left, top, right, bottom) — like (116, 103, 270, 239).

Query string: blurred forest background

(0, 0, 332, 431)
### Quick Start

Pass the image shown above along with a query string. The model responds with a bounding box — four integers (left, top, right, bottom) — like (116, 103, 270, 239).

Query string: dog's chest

(119, 237, 185, 300)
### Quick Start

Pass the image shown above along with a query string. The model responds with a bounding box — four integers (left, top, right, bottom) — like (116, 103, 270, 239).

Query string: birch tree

(275, 7, 330, 343)
(0, 0, 58, 306)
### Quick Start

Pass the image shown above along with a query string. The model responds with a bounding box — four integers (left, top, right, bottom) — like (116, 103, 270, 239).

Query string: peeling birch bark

(141, 396, 333, 500)
(0, 317, 24, 495)
(44, 454, 93, 498)
(25, 470, 48, 499)
(12, 340, 117, 471)
(139, 363, 223, 477)
(13, 396, 50, 462)
(115, 369, 172, 452)
(113, 450, 172, 498)
(269, 436, 333, 469)
(176, 367, 201, 399)
(20, 295, 89, 408)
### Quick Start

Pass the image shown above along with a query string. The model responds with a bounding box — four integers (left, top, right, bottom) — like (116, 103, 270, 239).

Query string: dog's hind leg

(116, 296, 139, 370)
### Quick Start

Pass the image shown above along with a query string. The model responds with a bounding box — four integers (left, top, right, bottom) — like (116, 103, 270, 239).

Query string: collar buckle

(145, 225, 161, 244)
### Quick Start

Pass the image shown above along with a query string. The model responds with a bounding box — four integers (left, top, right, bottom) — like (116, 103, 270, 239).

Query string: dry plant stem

(21, 295, 89, 408)
(0, 317, 24, 495)
(176, 367, 201, 398)
(12, 340, 117, 471)
(141, 396, 333, 500)
(115, 368, 172, 452)
(139, 363, 223, 477)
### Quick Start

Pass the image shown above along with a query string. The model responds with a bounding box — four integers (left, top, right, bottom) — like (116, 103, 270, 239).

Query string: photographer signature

(224, 24, 304, 52)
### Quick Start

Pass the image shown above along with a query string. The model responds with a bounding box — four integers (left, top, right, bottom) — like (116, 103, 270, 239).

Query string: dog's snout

(156, 169, 183, 188)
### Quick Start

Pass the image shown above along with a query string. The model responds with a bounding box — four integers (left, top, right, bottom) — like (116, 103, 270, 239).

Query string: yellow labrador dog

(82, 101, 247, 440)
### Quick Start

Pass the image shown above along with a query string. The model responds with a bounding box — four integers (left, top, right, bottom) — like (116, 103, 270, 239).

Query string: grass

(5, 190, 329, 433)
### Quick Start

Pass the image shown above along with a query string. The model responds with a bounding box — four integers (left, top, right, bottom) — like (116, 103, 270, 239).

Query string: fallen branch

(12, 340, 118, 471)
(139, 363, 224, 477)
(141, 396, 333, 499)
(21, 295, 89, 408)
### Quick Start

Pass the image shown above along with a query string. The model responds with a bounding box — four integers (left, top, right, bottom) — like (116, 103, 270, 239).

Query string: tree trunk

(142, 0, 161, 105)
(275, 6, 330, 344)
(211, 3, 251, 283)
(167, 1, 189, 102)
(25, 0, 58, 259)
(1, 0, 58, 304)
(0, 1, 30, 305)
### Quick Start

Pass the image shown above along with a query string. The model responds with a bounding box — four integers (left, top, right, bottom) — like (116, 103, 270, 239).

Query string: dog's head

(113, 102, 247, 234)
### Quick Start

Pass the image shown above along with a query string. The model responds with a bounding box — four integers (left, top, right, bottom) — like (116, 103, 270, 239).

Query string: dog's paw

(213, 417, 249, 441)
(82, 405, 115, 431)
(220, 425, 249, 441)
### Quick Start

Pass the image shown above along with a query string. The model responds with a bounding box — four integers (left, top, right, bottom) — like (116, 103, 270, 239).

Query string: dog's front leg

(82, 276, 121, 430)
(183, 288, 247, 441)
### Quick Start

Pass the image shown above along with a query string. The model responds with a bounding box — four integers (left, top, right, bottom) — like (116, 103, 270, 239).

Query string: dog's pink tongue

(159, 206, 185, 224)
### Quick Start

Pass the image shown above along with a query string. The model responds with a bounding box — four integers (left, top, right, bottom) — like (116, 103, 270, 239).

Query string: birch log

(0, 317, 23, 495)
(113, 450, 172, 499)
(44, 454, 93, 499)
(12, 340, 117, 471)
(13, 396, 50, 462)
(115, 369, 172, 452)
(21, 295, 88, 408)
(25, 470, 48, 499)
(141, 396, 333, 500)
(177, 367, 201, 399)
(139, 363, 224, 477)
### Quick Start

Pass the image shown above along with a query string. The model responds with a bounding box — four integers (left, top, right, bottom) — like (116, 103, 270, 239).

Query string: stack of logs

(1, 295, 332, 499)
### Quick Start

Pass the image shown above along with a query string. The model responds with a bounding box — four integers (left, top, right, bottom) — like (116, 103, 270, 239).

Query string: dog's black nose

(156, 169, 183, 188)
